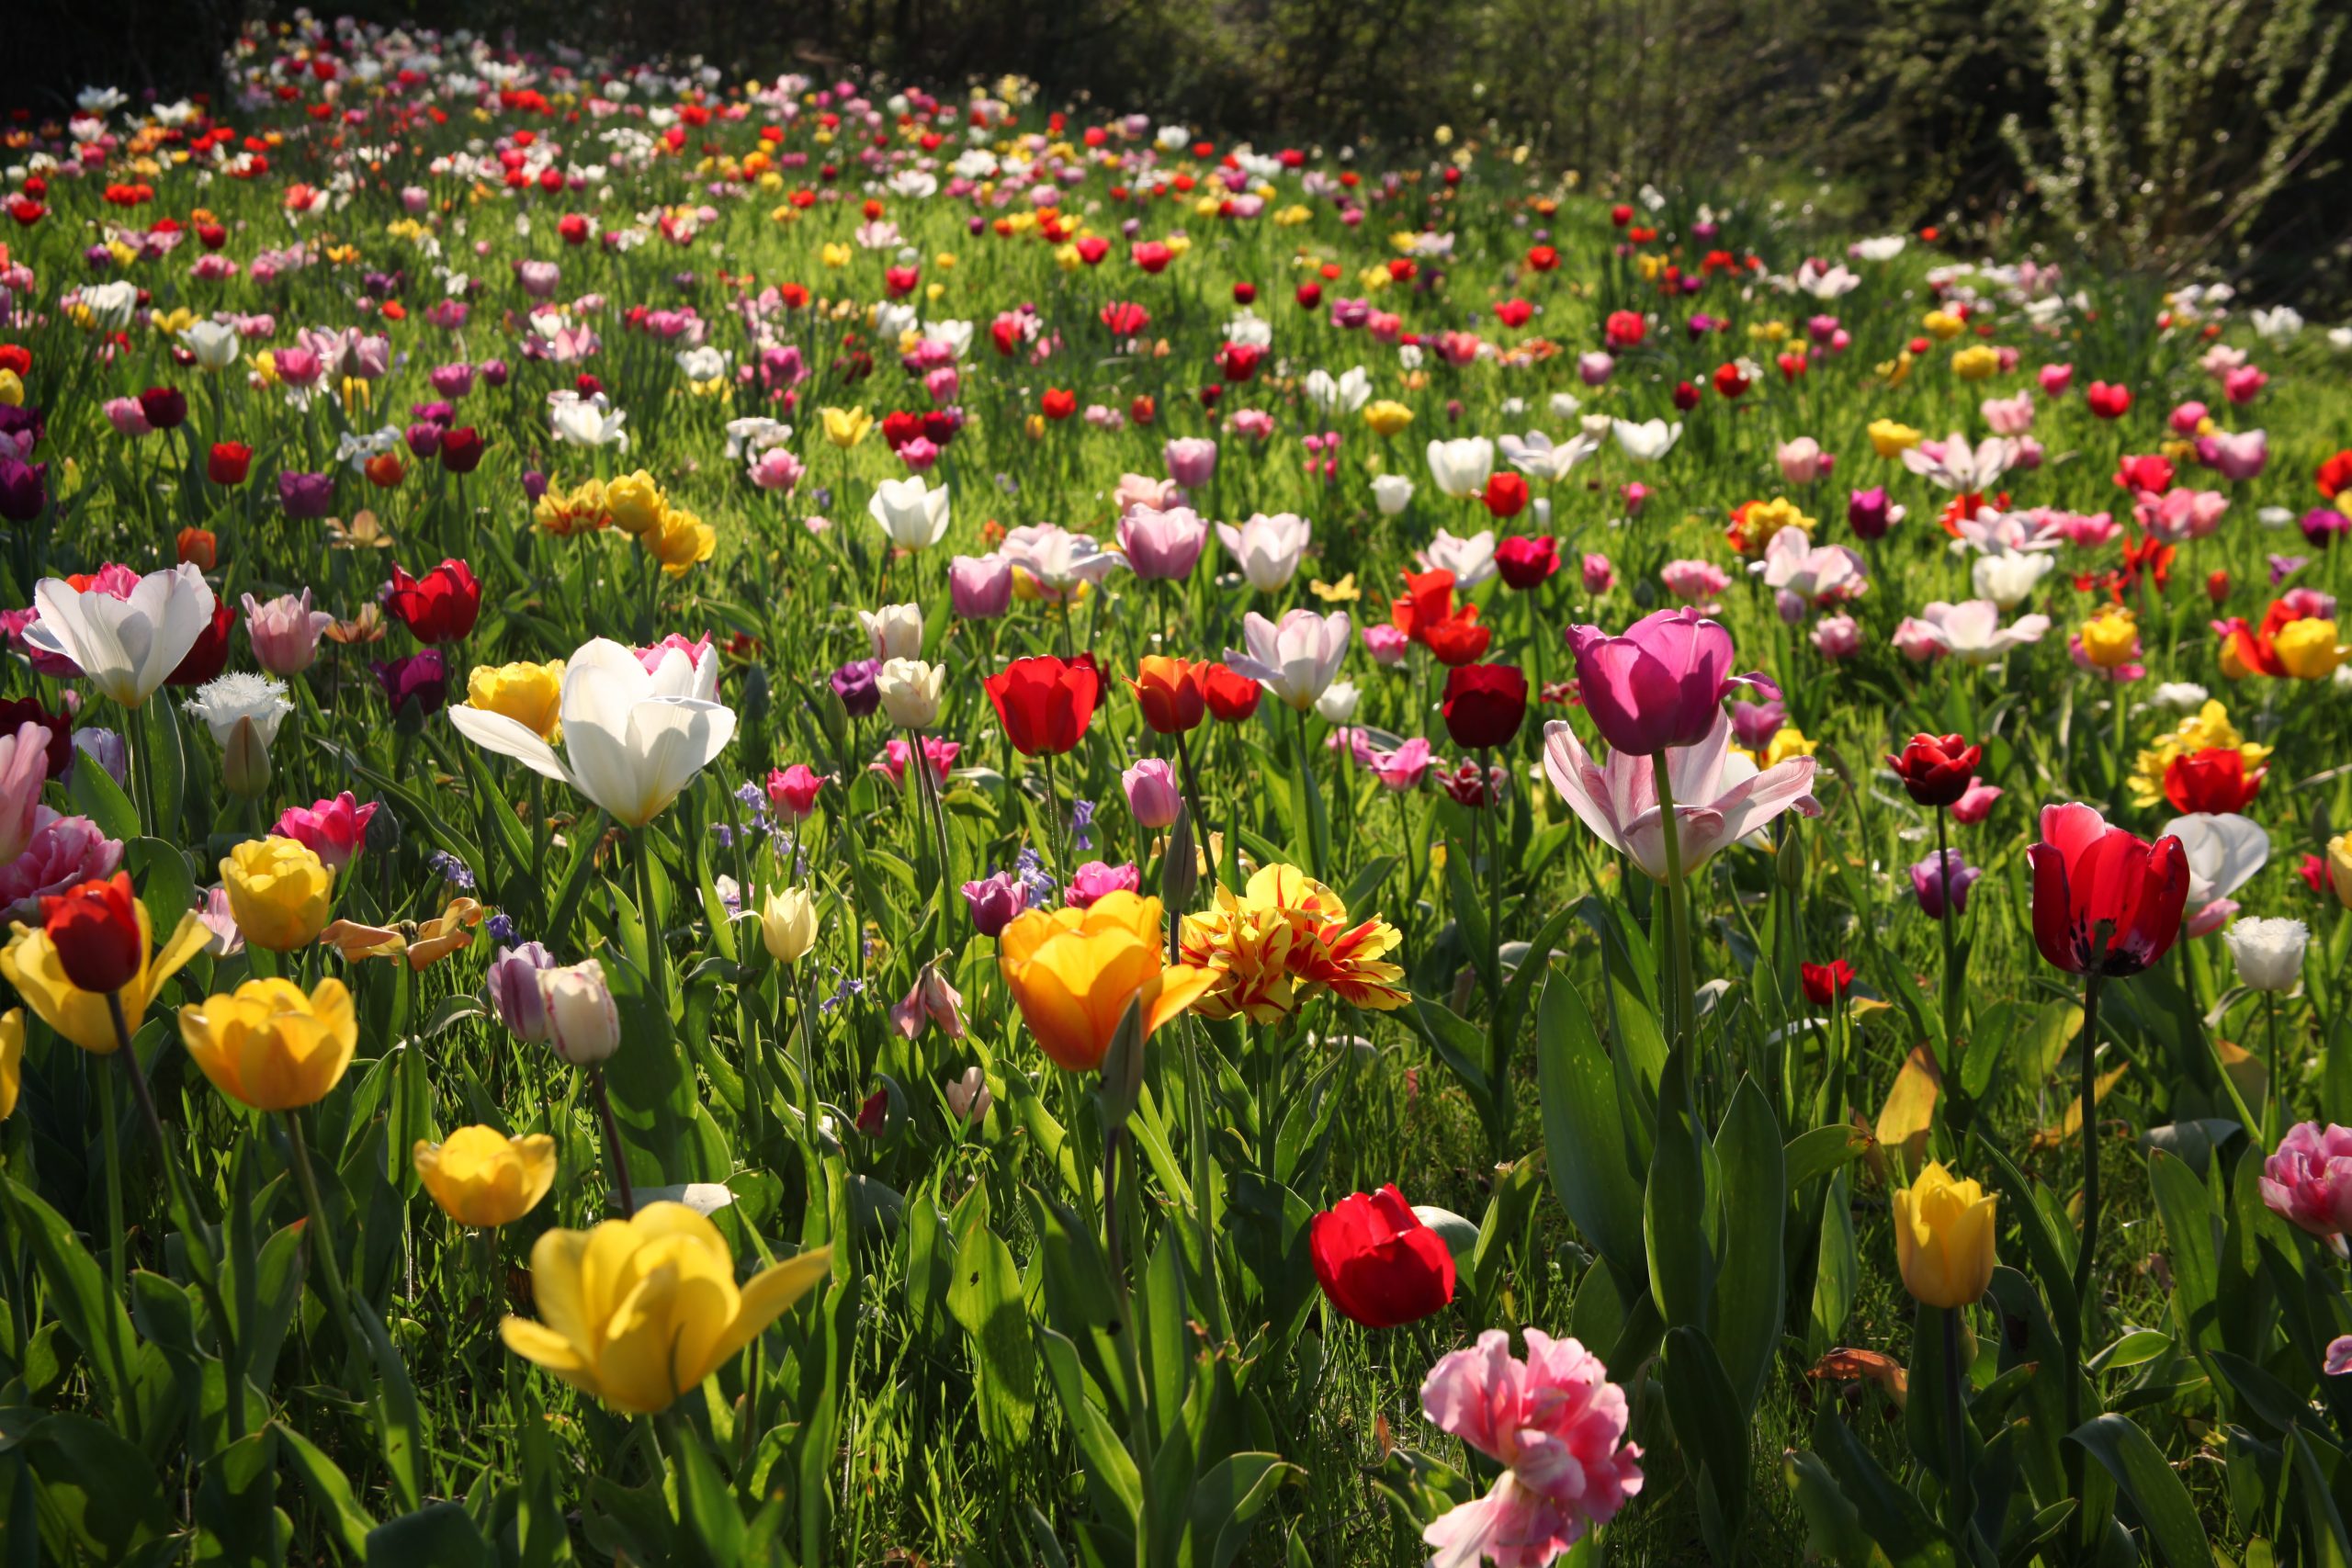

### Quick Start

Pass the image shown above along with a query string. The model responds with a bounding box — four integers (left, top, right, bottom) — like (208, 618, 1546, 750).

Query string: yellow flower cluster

(593, 469, 714, 577)
(1177, 864, 1410, 1023)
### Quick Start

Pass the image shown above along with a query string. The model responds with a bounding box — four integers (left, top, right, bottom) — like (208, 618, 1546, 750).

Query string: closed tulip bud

(221, 715, 273, 798)
(1123, 758, 1182, 829)
(761, 886, 818, 964)
(413, 1126, 558, 1228)
(40, 874, 145, 995)
(540, 959, 622, 1065)
(1893, 1161, 1997, 1308)
(876, 658, 944, 729)
(486, 942, 556, 1042)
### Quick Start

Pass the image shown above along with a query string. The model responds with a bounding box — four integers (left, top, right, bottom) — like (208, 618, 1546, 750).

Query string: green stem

(1942, 1305, 1973, 1549)
(283, 1108, 360, 1361)
(590, 1066, 636, 1218)
(633, 829, 670, 1021)
(1935, 807, 1961, 1057)
(2067, 973, 2108, 1417)
(1651, 750, 1692, 1052)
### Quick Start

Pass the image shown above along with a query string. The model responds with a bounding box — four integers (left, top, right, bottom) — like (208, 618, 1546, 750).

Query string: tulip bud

(541, 959, 622, 1065)
(366, 801, 403, 854)
(1893, 1162, 1997, 1309)
(40, 874, 144, 996)
(960, 871, 1026, 936)
(761, 887, 818, 964)
(487, 942, 556, 1042)
(1123, 759, 1182, 830)
(222, 715, 273, 798)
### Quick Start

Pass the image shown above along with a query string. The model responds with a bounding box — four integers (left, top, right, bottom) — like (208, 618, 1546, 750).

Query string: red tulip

(164, 604, 237, 687)
(1308, 1186, 1455, 1329)
(209, 441, 253, 486)
(1442, 663, 1528, 750)
(1800, 959, 1855, 1006)
(1481, 471, 1530, 519)
(41, 874, 144, 994)
(1199, 662, 1262, 723)
(983, 655, 1101, 756)
(1040, 389, 1077, 421)
(438, 425, 486, 474)
(386, 558, 482, 644)
(2163, 747, 2263, 814)
(2028, 803, 2188, 976)
(2086, 381, 2132, 420)
(1495, 535, 1558, 590)
(1888, 733, 1982, 808)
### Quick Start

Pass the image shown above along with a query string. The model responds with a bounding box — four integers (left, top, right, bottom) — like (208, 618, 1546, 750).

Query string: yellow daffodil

(178, 978, 358, 1111)
(500, 1203, 833, 1414)
(414, 1126, 558, 1227)
(1894, 1161, 1997, 1308)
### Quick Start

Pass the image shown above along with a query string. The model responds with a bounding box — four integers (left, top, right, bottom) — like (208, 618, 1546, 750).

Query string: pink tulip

(1363, 737, 1434, 791)
(1658, 559, 1730, 603)
(1950, 779, 2004, 824)
(1363, 625, 1409, 666)
(1114, 472, 1182, 519)
(1418, 1330, 1645, 1565)
(1542, 708, 1821, 879)
(1163, 437, 1218, 490)
(1065, 860, 1141, 908)
(2222, 366, 2267, 406)
(949, 553, 1013, 618)
(0, 810, 123, 921)
(1811, 614, 1861, 659)
(1565, 608, 1749, 755)
(765, 764, 830, 820)
(2196, 429, 2267, 482)
(242, 589, 334, 676)
(2261, 1122, 2352, 1250)
(1580, 553, 1615, 594)
(1117, 505, 1208, 581)
(1122, 759, 1183, 829)
(2038, 363, 2074, 397)
(272, 792, 379, 871)
(2169, 400, 2209, 438)
(0, 721, 51, 863)
(1774, 436, 1831, 486)
(890, 961, 967, 1041)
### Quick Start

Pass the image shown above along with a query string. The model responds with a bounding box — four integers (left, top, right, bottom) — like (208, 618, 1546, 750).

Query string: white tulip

(1498, 429, 1601, 482)
(1970, 550, 2052, 610)
(876, 659, 944, 729)
(1315, 682, 1360, 724)
(447, 637, 736, 829)
(867, 476, 953, 551)
(1371, 475, 1416, 516)
(184, 672, 293, 749)
(1425, 437, 1495, 499)
(1224, 609, 1351, 712)
(1305, 367, 1371, 419)
(2226, 916, 2307, 993)
(859, 603, 925, 661)
(178, 321, 242, 371)
(28, 563, 218, 709)
(1422, 528, 1497, 590)
(1216, 513, 1312, 591)
(1611, 418, 1682, 462)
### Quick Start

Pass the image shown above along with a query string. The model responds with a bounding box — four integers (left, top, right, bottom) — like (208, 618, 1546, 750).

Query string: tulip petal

(715, 1247, 836, 1363)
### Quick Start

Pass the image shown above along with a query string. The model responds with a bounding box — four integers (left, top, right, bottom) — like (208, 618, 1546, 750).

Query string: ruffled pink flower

(1419, 1329, 1644, 1568)
(272, 792, 379, 871)
(872, 736, 958, 789)
(2261, 1122, 2352, 1252)
(1362, 736, 1434, 792)
(0, 809, 124, 921)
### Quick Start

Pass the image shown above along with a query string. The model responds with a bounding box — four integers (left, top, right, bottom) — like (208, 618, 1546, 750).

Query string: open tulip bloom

(28, 564, 218, 708)
(1542, 708, 1824, 880)
(448, 637, 735, 829)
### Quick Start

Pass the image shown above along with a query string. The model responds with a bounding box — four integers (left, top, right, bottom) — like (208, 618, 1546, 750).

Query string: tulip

(2227, 916, 2308, 993)
(765, 765, 830, 822)
(219, 837, 334, 953)
(500, 1204, 831, 1413)
(867, 475, 952, 550)
(1371, 475, 1415, 516)
(961, 872, 1028, 937)
(830, 660, 882, 719)
(1224, 609, 1351, 713)
(242, 589, 334, 675)
(414, 1126, 558, 1228)
(448, 638, 736, 829)
(178, 977, 358, 1111)
(2260, 1123, 2352, 1247)
(1216, 512, 1311, 591)
(1425, 437, 1496, 499)
(272, 792, 379, 872)
(1118, 505, 1209, 581)
(1565, 608, 1747, 756)
(1541, 709, 1822, 881)
(486, 942, 557, 1043)
(0, 1009, 19, 1121)
(1309, 1186, 1455, 1327)
(876, 659, 945, 729)
(1, 879, 209, 1055)
(540, 959, 622, 1065)
(2029, 803, 2189, 977)
(26, 563, 218, 708)
(1910, 850, 1981, 919)
(761, 887, 818, 964)
(1893, 1162, 1997, 1307)
(948, 553, 1013, 618)
(1163, 437, 1217, 489)
(385, 558, 481, 644)
(984, 656, 1101, 755)
(858, 603, 925, 662)
(998, 891, 1213, 1071)
(2165, 812, 2270, 935)
(1123, 759, 1183, 829)
(1442, 663, 1528, 750)
(1889, 733, 1981, 807)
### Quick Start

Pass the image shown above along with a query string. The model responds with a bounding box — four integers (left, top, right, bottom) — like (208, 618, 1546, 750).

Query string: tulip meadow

(6, 17, 2352, 1568)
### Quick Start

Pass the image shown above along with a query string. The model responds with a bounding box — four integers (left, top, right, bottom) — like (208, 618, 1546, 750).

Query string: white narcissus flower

(1371, 475, 1416, 516)
(1611, 418, 1681, 462)
(1224, 609, 1351, 712)
(28, 563, 219, 709)
(876, 659, 944, 729)
(1498, 429, 1601, 482)
(858, 603, 924, 662)
(447, 637, 736, 829)
(867, 476, 953, 551)
(1542, 709, 1823, 881)
(1969, 549, 2053, 610)
(1425, 437, 1495, 499)
(2226, 916, 2308, 993)
(1216, 513, 1312, 591)
(1421, 529, 1497, 590)
(1304, 367, 1371, 419)
(185, 672, 294, 749)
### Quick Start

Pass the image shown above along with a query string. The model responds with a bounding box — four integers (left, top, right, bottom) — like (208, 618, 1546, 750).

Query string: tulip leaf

(1, 1179, 140, 1430)
(363, 1501, 495, 1568)
(1807, 1168, 1859, 1358)
(1644, 1043, 1715, 1332)
(2145, 1149, 2222, 1358)
(145, 694, 188, 843)
(1710, 1077, 1785, 1417)
(1783, 1123, 1871, 1193)
(945, 1215, 1035, 1451)
(276, 1419, 377, 1562)
(355, 1310, 430, 1515)
(1807, 1405, 1957, 1568)
(1038, 1325, 1143, 1533)
(1188, 1452, 1296, 1568)
(1535, 968, 1645, 1291)
(1662, 1326, 1749, 1557)
(2067, 1413, 2211, 1568)
(70, 751, 142, 844)
(17, 1411, 174, 1562)
(193, 1427, 282, 1566)
(124, 839, 198, 960)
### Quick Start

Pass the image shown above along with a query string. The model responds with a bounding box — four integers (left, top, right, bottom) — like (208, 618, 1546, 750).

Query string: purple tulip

(960, 871, 1027, 937)
(371, 649, 448, 716)
(278, 469, 334, 519)
(831, 659, 882, 718)
(1910, 849, 1982, 919)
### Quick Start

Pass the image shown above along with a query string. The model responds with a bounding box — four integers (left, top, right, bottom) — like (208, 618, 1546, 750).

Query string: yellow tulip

(178, 977, 359, 1111)
(0, 1009, 21, 1119)
(605, 470, 667, 536)
(500, 1203, 833, 1414)
(998, 892, 1213, 1072)
(821, 406, 873, 449)
(220, 836, 334, 953)
(0, 368, 22, 408)
(466, 660, 565, 739)
(0, 907, 210, 1055)
(2275, 618, 2346, 681)
(1868, 418, 1923, 459)
(1363, 400, 1414, 437)
(1893, 1161, 1997, 1309)
(642, 505, 716, 577)
(1950, 344, 1998, 381)
(2078, 609, 2139, 670)
(1922, 310, 1964, 341)
(414, 1126, 558, 1227)
(761, 886, 817, 964)
(2326, 830, 2352, 909)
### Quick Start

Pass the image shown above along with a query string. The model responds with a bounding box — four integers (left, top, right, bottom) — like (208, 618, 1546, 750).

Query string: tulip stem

(1942, 1305, 1972, 1549)
(1650, 750, 1692, 1052)
(2066, 972, 2107, 1438)
(282, 1108, 361, 1362)
(632, 830, 670, 1022)
(589, 1066, 636, 1219)
(1935, 809, 1962, 1053)
(2264, 990, 2282, 1145)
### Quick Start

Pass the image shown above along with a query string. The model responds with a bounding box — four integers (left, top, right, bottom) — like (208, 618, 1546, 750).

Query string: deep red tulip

(0, 696, 73, 778)
(208, 441, 253, 486)
(437, 425, 486, 474)
(137, 386, 187, 431)
(1495, 534, 1559, 591)
(1888, 733, 1982, 808)
(41, 874, 144, 994)
(1441, 663, 1529, 750)
(2163, 747, 2263, 814)
(1422, 615, 1494, 668)
(2028, 803, 2188, 977)
(386, 558, 482, 644)
(1800, 959, 1855, 1007)
(1481, 471, 1530, 519)
(983, 655, 1101, 756)
(164, 604, 237, 686)
(1308, 1186, 1455, 1329)
(2086, 381, 2132, 420)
